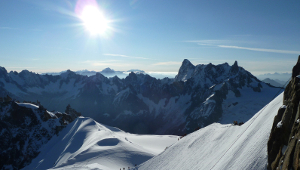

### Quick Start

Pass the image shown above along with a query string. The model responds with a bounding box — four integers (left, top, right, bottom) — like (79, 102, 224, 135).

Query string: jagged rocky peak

(0, 100, 81, 169)
(182, 59, 195, 68)
(175, 59, 196, 82)
(0, 66, 7, 74)
(0, 66, 8, 78)
(93, 72, 107, 80)
(125, 72, 138, 82)
(267, 56, 300, 170)
(175, 59, 243, 83)
(230, 61, 239, 74)
(60, 69, 77, 79)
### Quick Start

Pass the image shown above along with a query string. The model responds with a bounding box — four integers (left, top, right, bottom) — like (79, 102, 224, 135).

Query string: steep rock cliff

(267, 55, 300, 170)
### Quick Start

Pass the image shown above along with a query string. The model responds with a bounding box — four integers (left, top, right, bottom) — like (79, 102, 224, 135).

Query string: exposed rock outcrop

(267, 55, 300, 170)
(0, 101, 80, 170)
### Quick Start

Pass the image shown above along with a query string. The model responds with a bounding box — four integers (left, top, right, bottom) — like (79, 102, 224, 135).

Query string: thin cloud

(185, 39, 253, 46)
(0, 27, 41, 31)
(82, 60, 118, 64)
(82, 60, 131, 67)
(188, 39, 300, 55)
(92, 62, 131, 67)
(34, 45, 72, 51)
(153, 61, 182, 66)
(104, 54, 149, 60)
(185, 40, 232, 44)
(217, 45, 300, 55)
(0, 27, 18, 30)
(83, 59, 120, 62)
(6, 67, 36, 68)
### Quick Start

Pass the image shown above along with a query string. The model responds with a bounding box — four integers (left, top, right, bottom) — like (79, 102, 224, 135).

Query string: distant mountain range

(257, 72, 291, 82)
(42, 68, 145, 79)
(261, 78, 285, 87)
(42, 67, 176, 80)
(0, 59, 283, 135)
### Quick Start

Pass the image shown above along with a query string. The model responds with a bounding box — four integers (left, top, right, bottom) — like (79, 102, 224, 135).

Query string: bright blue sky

(1, 0, 300, 75)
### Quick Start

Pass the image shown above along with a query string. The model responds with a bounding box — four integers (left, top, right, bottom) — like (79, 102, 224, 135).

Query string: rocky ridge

(0, 59, 281, 135)
(267, 55, 300, 170)
(0, 100, 80, 170)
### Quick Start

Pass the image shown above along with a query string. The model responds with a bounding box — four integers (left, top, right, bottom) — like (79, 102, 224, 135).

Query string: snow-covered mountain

(22, 117, 177, 170)
(0, 59, 282, 135)
(138, 92, 283, 170)
(15, 88, 283, 170)
(0, 99, 177, 170)
(0, 100, 81, 170)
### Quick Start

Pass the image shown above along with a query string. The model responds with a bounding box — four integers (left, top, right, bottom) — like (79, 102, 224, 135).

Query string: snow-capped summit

(139, 92, 283, 170)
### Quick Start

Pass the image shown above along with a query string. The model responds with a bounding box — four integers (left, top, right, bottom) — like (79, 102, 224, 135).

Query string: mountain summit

(174, 59, 196, 82)
(230, 61, 239, 74)
(101, 67, 115, 74)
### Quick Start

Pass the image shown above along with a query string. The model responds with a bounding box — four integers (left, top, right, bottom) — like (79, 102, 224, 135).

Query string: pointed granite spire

(182, 59, 194, 68)
(174, 59, 195, 82)
(230, 61, 239, 74)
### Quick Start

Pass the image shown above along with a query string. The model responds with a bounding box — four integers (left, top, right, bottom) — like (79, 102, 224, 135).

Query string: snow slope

(23, 117, 178, 170)
(138, 93, 283, 170)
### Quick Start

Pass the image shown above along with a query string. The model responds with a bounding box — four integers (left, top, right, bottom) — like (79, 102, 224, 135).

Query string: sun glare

(80, 5, 108, 36)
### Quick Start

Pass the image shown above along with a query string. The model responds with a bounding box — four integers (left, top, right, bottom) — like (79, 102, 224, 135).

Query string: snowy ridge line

(210, 99, 281, 170)
(209, 78, 289, 169)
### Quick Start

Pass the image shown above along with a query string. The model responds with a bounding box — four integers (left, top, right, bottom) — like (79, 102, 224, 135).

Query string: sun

(80, 5, 108, 36)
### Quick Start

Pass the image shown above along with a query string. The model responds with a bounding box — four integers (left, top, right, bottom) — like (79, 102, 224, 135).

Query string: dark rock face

(230, 61, 239, 75)
(267, 57, 299, 170)
(0, 101, 80, 170)
(292, 55, 300, 78)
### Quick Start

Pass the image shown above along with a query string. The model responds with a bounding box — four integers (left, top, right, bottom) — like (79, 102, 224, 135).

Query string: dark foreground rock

(0, 101, 80, 170)
(267, 55, 300, 170)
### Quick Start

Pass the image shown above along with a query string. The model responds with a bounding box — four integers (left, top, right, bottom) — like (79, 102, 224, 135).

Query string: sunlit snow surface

(23, 93, 282, 170)
(23, 118, 178, 170)
(138, 93, 283, 170)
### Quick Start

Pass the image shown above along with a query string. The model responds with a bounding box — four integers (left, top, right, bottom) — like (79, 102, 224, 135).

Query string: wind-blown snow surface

(138, 93, 283, 170)
(23, 117, 178, 170)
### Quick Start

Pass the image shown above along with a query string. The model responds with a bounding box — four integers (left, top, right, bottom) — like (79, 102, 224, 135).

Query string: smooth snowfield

(23, 117, 178, 170)
(138, 93, 283, 170)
